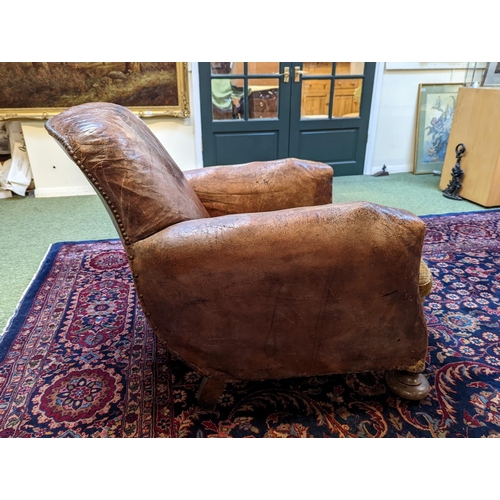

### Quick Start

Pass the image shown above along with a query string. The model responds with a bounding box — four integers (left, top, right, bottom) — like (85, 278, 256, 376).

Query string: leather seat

(46, 102, 433, 409)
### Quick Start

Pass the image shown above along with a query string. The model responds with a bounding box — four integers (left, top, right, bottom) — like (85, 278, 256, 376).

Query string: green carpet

(0, 172, 493, 334)
(332, 172, 489, 215)
(0, 196, 118, 334)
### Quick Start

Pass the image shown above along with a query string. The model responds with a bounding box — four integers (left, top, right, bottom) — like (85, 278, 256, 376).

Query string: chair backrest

(45, 102, 210, 245)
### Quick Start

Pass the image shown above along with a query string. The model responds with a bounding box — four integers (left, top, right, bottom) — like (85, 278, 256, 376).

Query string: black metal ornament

(443, 143, 466, 200)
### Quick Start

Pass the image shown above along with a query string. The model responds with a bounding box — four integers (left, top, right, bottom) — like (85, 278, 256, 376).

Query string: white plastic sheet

(0, 121, 33, 197)
(0, 159, 13, 198)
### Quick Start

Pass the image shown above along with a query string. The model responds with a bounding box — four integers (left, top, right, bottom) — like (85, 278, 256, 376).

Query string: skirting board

(370, 164, 412, 175)
(34, 186, 96, 198)
(34, 165, 413, 196)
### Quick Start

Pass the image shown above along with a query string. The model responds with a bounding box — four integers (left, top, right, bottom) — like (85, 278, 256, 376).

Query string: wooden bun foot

(385, 370, 431, 401)
(197, 377, 226, 412)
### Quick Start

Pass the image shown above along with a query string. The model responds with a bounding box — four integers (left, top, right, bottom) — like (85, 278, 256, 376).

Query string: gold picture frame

(0, 62, 190, 121)
(413, 82, 461, 174)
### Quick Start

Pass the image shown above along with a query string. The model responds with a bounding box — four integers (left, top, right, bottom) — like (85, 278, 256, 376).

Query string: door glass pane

(228, 63, 248, 88)
(335, 62, 365, 75)
(332, 78, 363, 118)
(248, 78, 279, 119)
(301, 79, 331, 119)
(303, 62, 333, 75)
(211, 78, 244, 120)
(211, 62, 243, 75)
(247, 62, 280, 74)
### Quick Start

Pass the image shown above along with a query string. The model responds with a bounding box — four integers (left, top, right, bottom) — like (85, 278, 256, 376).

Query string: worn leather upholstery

(46, 102, 209, 245)
(46, 102, 430, 383)
(184, 158, 333, 217)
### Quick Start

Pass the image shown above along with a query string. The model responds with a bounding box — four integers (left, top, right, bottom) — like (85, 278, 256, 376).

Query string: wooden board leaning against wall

(440, 87, 500, 207)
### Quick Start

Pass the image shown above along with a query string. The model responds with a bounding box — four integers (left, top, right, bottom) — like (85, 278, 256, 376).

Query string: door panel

(298, 129, 358, 163)
(213, 132, 279, 165)
(200, 62, 375, 175)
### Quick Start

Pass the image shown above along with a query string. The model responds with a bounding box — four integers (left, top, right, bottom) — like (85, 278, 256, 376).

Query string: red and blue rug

(1, 210, 500, 438)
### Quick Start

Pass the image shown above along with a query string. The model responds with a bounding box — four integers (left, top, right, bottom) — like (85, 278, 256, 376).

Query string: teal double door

(199, 62, 375, 176)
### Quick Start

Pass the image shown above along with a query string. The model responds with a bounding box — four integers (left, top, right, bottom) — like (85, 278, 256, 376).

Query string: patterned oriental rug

(1, 210, 500, 438)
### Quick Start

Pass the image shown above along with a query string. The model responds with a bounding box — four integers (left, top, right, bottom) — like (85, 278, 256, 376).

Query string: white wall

(369, 65, 476, 174)
(15, 63, 486, 197)
(21, 64, 200, 198)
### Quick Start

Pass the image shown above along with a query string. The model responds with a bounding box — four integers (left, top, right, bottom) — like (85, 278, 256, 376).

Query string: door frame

(191, 62, 384, 174)
(363, 62, 384, 175)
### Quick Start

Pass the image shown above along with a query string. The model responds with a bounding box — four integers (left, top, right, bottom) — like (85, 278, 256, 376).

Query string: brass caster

(385, 370, 431, 401)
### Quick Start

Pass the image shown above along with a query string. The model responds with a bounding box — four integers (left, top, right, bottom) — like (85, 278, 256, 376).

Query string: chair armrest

(184, 158, 333, 216)
(132, 202, 428, 380)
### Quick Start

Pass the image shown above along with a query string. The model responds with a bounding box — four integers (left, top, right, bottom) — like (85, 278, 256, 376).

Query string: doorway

(199, 62, 376, 176)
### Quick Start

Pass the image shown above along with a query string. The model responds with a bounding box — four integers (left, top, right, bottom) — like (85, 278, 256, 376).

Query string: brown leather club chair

(45, 102, 433, 410)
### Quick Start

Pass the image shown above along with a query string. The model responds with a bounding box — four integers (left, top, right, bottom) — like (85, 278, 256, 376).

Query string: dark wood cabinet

(248, 89, 279, 119)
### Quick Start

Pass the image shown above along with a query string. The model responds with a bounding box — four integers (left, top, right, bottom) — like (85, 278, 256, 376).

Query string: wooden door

(288, 62, 375, 176)
(199, 62, 292, 166)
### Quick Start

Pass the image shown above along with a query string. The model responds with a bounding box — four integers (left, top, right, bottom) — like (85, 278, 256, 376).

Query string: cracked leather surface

(132, 201, 428, 380)
(184, 158, 333, 216)
(46, 102, 429, 382)
(45, 102, 210, 245)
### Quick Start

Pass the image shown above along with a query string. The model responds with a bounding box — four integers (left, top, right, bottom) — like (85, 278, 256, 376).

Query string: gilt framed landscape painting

(0, 62, 190, 120)
(413, 83, 461, 174)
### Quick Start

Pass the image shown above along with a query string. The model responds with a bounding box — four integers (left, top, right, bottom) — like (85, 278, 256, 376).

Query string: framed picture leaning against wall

(413, 82, 461, 175)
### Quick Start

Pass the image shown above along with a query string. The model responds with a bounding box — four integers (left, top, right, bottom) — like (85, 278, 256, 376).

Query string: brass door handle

(294, 67, 308, 82)
(273, 67, 290, 83)
(283, 66, 290, 83)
